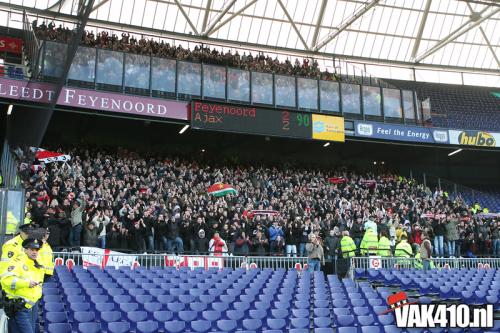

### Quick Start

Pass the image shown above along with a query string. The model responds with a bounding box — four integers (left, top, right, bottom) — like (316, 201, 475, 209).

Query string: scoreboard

(190, 101, 345, 142)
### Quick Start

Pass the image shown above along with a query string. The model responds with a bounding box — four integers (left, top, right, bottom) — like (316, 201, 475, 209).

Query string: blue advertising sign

(354, 121, 449, 144)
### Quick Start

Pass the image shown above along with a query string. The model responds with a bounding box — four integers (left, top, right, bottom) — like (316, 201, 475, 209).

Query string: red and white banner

(0, 36, 22, 54)
(81, 247, 137, 269)
(328, 177, 347, 184)
(164, 255, 224, 270)
(34, 148, 71, 164)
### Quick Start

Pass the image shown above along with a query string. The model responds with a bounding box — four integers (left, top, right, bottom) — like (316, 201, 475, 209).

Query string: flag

(207, 183, 238, 197)
(245, 210, 280, 219)
(328, 177, 347, 184)
(34, 148, 71, 164)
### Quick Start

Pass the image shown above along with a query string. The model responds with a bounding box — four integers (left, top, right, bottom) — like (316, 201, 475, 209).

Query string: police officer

(1, 238, 44, 333)
(338, 231, 357, 279)
(360, 228, 378, 256)
(0, 224, 35, 276)
(36, 229, 54, 282)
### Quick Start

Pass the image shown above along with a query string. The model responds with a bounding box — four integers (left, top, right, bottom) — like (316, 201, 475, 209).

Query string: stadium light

(448, 149, 463, 156)
(323, 142, 330, 147)
(179, 124, 189, 134)
(7, 104, 13, 116)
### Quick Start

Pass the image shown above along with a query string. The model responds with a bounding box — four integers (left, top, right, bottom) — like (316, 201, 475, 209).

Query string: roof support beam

(465, 2, 500, 69)
(411, 0, 432, 59)
(205, 0, 258, 36)
(277, 0, 310, 51)
(201, 0, 212, 33)
(173, 0, 199, 35)
(416, 6, 500, 63)
(313, 0, 380, 52)
(310, 0, 328, 50)
(202, 0, 237, 36)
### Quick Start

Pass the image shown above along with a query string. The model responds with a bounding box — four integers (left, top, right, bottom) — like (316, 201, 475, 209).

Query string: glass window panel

(403, 90, 415, 119)
(124, 54, 150, 90)
(151, 58, 176, 93)
(178, 62, 201, 96)
(341, 83, 361, 114)
(298, 78, 318, 110)
(275, 75, 296, 107)
(227, 68, 249, 102)
(203, 65, 226, 99)
(383, 88, 402, 118)
(251, 72, 273, 105)
(96, 49, 123, 86)
(68, 47, 96, 82)
(362, 86, 381, 116)
(43, 42, 67, 77)
(320, 81, 340, 113)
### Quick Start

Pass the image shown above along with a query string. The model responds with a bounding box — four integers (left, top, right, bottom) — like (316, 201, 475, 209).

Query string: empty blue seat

(337, 315, 355, 327)
(78, 322, 100, 333)
(217, 319, 237, 331)
(44, 302, 64, 312)
(153, 310, 174, 322)
(190, 302, 208, 312)
(179, 310, 197, 322)
(314, 317, 332, 328)
(358, 315, 376, 326)
(70, 302, 91, 312)
(338, 328, 357, 333)
(226, 309, 245, 321)
(45, 312, 68, 326)
(267, 318, 286, 330)
(95, 302, 115, 312)
(353, 307, 370, 316)
(127, 311, 148, 325)
(144, 302, 163, 313)
(47, 323, 72, 333)
(191, 320, 212, 333)
(107, 321, 130, 333)
(90, 294, 109, 303)
(73, 311, 95, 325)
(164, 320, 186, 333)
(101, 311, 122, 323)
(291, 317, 309, 329)
(119, 302, 139, 312)
(167, 302, 185, 312)
(362, 326, 382, 333)
(291, 308, 309, 318)
(136, 320, 159, 333)
(243, 318, 263, 330)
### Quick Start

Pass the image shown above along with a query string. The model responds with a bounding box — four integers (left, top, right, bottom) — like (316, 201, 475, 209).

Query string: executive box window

(178, 61, 201, 97)
(275, 75, 296, 108)
(298, 78, 318, 111)
(252, 72, 273, 105)
(384, 88, 403, 118)
(151, 57, 176, 97)
(96, 49, 124, 91)
(362, 86, 381, 116)
(320, 80, 340, 113)
(203, 65, 226, 100)
(227, 68, 250, 102)
(341, 83, 361, 114)
(68, 46, 96, 84)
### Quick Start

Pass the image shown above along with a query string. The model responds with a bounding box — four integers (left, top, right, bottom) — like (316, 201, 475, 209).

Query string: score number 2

(282, 111, 310, 131)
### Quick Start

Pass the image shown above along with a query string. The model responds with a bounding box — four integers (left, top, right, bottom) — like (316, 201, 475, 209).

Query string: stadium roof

(1, 0, 499, 80)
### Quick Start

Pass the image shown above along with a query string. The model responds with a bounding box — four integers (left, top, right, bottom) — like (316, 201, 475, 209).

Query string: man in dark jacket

(189, 217, 207, 254)
(166, 216, 184, 253)
(324, 228, 340, 274)
(82, 221, 102, 247)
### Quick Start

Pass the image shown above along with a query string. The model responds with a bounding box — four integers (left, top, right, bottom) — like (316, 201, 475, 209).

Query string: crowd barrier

(350, 256, 500, 277)
(52, 250, 309, 271)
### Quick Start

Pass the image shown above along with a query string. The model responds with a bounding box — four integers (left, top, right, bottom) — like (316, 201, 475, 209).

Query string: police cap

(19, 224, 35, 233)
(22, 238, 42, 250)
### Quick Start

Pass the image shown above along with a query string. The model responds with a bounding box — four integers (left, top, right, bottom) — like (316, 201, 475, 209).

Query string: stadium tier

(41, 264, 500, 333)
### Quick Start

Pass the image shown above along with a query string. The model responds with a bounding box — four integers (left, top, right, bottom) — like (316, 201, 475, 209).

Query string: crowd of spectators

(22, 146, 499, 258)
(32, 21, 340, 81)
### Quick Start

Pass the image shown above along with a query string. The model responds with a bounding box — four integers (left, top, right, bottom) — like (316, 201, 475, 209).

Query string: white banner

(81, 247, 137, 269)
(81, 247, 105, 268)
(105, 250, 137, 268)
(369, 256, 382, 270)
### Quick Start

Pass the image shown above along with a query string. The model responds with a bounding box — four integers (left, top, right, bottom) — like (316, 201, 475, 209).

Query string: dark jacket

(324, 235, 340, 257)
(166, 220, 181, 240)
(82, 223, 102, 247)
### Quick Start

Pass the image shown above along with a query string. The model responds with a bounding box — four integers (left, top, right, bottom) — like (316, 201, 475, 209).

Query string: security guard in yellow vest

(395, 234, 413, 268)
(338, 231, 357, 279)
(1, 238, 44, 333)
(6, 210, 20, 236)
(360, 228, 378, 256)
(0, 224, 35, 276)
(377, 230, 392, 257)
(38, 229, 54, 281)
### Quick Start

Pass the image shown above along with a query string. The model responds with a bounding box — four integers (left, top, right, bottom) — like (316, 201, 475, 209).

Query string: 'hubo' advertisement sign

(449, 130, 499, 148)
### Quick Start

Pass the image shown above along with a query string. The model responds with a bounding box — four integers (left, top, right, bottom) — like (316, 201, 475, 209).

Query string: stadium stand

(388, 79, 500, 131)
(22, 146, 499, 257)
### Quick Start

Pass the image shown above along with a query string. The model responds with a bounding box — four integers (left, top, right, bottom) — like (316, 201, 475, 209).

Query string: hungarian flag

(207, 183, 238, 197)
(34, 148, 71, 164)
(328, 177, 347, 184)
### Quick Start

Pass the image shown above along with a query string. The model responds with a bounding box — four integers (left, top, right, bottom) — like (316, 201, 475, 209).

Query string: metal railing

(52, 252, 308, 270)
(350, 256, 500, 277)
